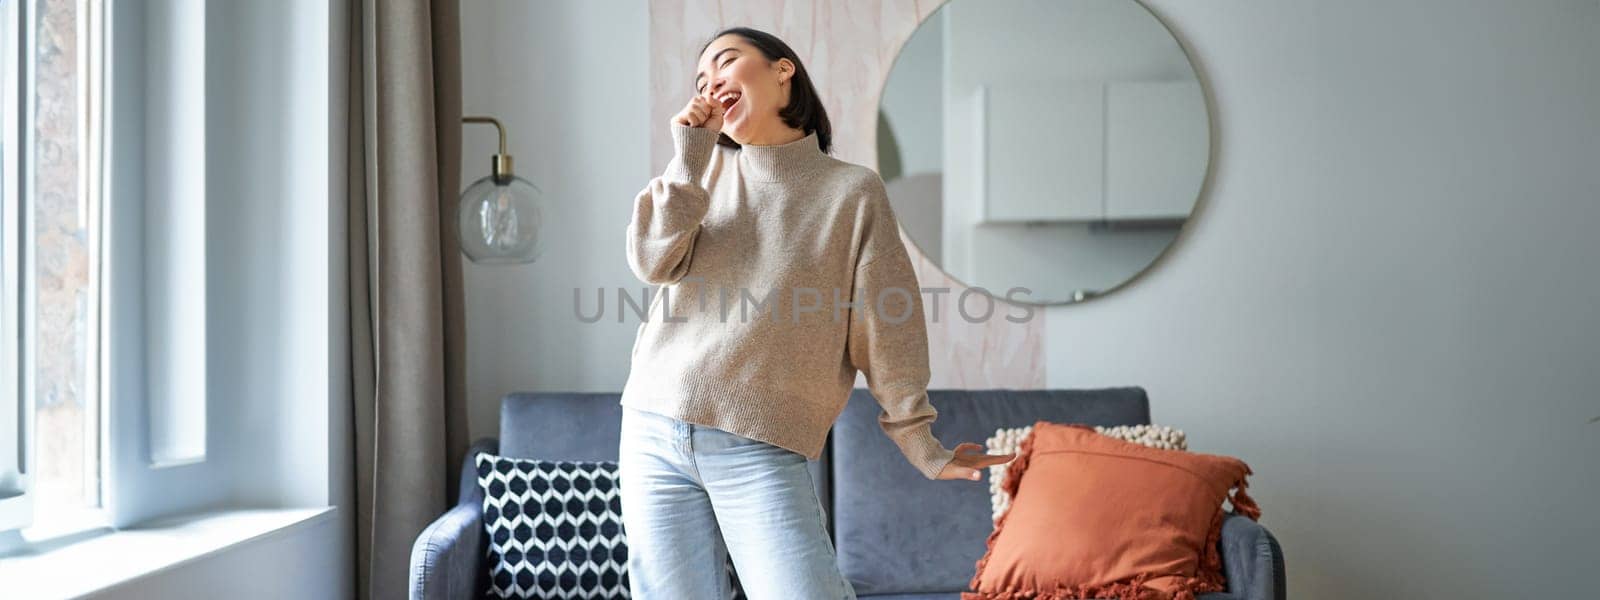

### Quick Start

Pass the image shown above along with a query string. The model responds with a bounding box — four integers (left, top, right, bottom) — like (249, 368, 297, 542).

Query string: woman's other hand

(672, 95, 726, 133)
(936, 442, 1015, 482)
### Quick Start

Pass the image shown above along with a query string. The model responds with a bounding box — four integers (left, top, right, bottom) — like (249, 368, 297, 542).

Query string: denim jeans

(618, 405, 856, 599)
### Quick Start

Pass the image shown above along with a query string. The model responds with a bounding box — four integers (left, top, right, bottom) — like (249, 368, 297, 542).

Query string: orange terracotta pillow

(964, 421, 1262, 600)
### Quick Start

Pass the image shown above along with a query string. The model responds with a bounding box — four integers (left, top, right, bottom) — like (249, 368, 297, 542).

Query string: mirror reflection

(878, 0, 1209, 304)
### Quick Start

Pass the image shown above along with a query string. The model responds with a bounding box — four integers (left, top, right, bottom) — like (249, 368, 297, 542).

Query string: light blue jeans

(618, 405, 856, 599)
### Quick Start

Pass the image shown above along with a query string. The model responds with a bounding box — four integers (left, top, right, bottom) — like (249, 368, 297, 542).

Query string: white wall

(206, 0, 339, 514)
(459, 0, 653, 439)
(461, 0, 1600, 597)
(1051, 1, 1600, 597)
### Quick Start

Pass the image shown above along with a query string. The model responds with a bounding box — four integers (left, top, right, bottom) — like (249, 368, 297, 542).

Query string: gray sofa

(410, 388, 1286, 599)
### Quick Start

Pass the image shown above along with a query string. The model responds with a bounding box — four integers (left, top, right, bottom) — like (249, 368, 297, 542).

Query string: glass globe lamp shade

(458, 173, 546, 265)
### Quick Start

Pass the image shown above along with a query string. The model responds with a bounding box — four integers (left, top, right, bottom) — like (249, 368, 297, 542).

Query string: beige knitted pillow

(985, 424, 1188, 522)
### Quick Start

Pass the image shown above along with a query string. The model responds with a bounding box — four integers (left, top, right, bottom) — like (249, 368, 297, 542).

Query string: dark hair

(699, 27, 832, 154)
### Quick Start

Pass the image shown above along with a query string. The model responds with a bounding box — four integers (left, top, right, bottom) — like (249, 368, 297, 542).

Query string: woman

(618, 27, 1014, 599)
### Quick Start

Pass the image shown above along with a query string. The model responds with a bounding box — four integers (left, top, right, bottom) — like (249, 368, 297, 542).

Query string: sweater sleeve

(846, 177, 958, 480)
(626, 123, 720, 285)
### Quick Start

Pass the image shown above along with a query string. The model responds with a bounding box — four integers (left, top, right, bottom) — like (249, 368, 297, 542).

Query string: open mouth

(719, 93, 741, 119)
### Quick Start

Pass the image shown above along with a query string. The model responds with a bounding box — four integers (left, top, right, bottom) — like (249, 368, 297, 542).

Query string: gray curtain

(346, 0, 467, 598)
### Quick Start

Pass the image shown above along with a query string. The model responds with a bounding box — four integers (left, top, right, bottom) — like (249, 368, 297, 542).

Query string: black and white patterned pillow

(475, 452, 746, 599)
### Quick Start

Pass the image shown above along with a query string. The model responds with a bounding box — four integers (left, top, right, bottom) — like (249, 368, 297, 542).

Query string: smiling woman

(621, 24, 1017, 600)
(687, 26, 832, 152)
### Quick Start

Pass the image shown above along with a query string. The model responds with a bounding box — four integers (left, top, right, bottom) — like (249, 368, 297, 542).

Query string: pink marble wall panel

(649, 0, 1045, 389)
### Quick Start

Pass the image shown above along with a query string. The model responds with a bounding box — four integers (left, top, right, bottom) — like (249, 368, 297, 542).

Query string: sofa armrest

(409, 437, 500, 600)
(1219, 512, 1286, 600)
(409, 502, 484, 600)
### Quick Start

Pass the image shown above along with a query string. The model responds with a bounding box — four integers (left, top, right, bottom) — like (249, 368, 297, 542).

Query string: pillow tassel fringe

(965, 423, 1040, 596)
(1227, 469, 1263, 520)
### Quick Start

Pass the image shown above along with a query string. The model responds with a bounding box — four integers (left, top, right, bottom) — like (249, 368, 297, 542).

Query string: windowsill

(0, 506, 337, 598)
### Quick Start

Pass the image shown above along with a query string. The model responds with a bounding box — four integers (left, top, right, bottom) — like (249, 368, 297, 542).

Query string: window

(31, 0, 104, 523)
(4, 0, 328, 540)
(2, 0, 106, 533)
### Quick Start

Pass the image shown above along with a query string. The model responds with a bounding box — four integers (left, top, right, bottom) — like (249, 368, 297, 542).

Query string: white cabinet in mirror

(877, 0, 1210, 304)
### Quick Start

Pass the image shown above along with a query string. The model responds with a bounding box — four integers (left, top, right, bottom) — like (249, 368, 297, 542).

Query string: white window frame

(1, 0, 117, 537)
(0, 0, 33, 534)
(2, 0, 220, 538)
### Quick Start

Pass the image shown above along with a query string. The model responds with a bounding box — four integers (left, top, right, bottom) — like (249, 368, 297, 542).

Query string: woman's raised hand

(672, 95, 725, 133)
(936, 442, 1016, 482)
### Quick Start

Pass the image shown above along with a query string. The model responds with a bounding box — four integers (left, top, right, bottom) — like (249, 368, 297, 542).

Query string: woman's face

(695, 35, 793, 144)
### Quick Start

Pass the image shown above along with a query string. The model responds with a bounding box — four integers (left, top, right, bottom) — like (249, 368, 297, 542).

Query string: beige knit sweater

(620, 122, 957, 480)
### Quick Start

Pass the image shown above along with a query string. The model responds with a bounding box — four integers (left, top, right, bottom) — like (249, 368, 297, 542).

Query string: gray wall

(1050, 1, 1600, 597)
(460, 1, 1600, 597)
(459, 0, 652, 440)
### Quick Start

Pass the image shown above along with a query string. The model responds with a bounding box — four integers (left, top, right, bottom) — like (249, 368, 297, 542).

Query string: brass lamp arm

(463, 115, 513, 180)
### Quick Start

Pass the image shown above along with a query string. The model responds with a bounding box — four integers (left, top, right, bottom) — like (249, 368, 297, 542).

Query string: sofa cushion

(831, 388, 1152, 595)
(474, 450, 749, 599)
(474, 452, 632, 597)
(859, 592, 1240, 599)
(964, 422, 1260, 599)
(986, 423, 1189, 523)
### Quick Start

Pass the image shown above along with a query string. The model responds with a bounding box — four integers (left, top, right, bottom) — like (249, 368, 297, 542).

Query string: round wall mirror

(877, 0, 1209, 305)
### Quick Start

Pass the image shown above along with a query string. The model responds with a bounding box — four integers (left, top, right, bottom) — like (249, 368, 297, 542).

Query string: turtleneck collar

(736, 130, 829, 183)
